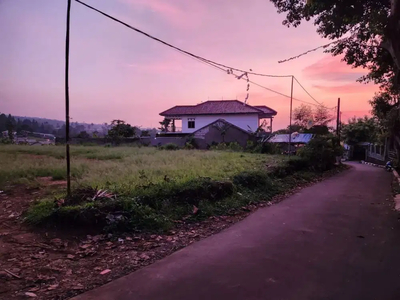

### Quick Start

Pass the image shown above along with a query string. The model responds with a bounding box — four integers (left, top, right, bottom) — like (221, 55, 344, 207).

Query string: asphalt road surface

(73, 163, 400, 300)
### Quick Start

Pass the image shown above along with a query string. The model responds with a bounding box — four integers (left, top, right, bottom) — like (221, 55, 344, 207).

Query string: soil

(0, 168, 346, 300)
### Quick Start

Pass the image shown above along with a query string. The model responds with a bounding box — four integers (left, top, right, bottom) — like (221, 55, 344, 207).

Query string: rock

(139, 253, 150, 260)
(47, 284, 59, 290)
(100, 269, 111, 275)
(71, 284, 84, 290)
(25, 292, 37, 297)
(67, 254, 75, 260)
(50, 238, 63, 248)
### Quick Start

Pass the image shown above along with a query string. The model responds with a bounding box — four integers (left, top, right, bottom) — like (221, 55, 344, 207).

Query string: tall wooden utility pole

(336, 97, 341, 139)
(65, 0, 72, 196)
(288, 76, 294, 155)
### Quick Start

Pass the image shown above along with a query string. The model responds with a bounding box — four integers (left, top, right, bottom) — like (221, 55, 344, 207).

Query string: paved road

(73, 163, 400, 300)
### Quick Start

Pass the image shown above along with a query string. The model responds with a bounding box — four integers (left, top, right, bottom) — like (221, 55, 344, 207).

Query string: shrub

(233, 170, 272, 189)
(297, 135, 338, 171)
(184, 142, 195, 150)
(160, 143, 180, 150)
(185, 137, 198, 149)
(252, 142, 280, 154)
(138, 178, 235, 208)
(210, 142, 243, 152)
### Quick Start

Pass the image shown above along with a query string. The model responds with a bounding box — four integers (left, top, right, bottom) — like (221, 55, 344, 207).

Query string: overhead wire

(74, 0, 293, 78)
(74, 0, 326, 108)
(293, 77, 322, 106)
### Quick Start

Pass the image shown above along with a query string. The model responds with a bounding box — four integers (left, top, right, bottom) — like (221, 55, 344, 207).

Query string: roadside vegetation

(0, 136, 343, 233)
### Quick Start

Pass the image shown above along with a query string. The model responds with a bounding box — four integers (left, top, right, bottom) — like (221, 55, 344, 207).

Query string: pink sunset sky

(0, 0, 378, 130)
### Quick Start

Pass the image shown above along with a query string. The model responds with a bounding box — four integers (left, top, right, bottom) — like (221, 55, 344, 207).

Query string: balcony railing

(160, 127, 182, 133)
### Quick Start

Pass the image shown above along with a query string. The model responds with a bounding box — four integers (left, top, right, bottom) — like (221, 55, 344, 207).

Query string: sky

(0, 0, 379, 130)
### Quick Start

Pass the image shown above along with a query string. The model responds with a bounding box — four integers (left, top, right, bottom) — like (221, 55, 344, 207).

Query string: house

(159, 100, 277, 134)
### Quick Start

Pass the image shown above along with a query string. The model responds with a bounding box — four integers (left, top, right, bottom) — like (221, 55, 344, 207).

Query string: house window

(188, 118, 195, 129)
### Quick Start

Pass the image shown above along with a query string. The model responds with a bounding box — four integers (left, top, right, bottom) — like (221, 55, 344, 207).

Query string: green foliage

(184, 142, 195, 150)
(252, 142, 280, 154)
(76, 131, 90, 139)
(25, 200, 55, 225)
(233, 170, 273, 189)
(270, 0, 397, 89)
(341, 116, 379, 145)
(210, 142, 243, 152)
(159, 118, 172, 132)
(297, 135, 340, 171)
(159, 143, 180, 150)
(107, 120, 137, 143)
(20, 144, 342, 232)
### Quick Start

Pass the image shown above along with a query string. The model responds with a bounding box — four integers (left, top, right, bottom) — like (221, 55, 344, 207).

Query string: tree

(293, 104, 313, 128)
(293, 104, 333, 130)
(270, 0, 400, 90)
(77, 131, 90, 139)
(107, 120, 136, 143)
(314, 106, 334, 126)
(141, 130, 150, 137)
(341, 116, 379, 145)
(159, 118, 171, 132)
(6, 117, 14, 141)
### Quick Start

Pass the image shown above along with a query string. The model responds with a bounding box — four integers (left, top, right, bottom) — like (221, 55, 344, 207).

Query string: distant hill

(15, 116, 64, 128)
(14, 115, 109, 133)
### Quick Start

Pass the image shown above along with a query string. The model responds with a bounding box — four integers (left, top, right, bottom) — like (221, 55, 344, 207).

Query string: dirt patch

(0, 167, 347, 299)
(36, 177, 67, 187)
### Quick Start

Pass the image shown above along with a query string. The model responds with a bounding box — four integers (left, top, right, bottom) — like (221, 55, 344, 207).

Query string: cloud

(303, 55, 366, 82)
(312, 83, 377, 94)
(119, 0, 203, 27)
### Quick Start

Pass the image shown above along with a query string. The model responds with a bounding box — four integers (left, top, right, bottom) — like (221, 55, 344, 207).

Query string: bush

(233, 170, 273, 189)
(252, 142, 280, 154)
(160, 143, 180, 150)
(138, 178, 235, 208)
(297, 135, 338, 171)
(185, 137, 198, 149)
(184, 142, 195, 150)
(210, 142, 243, 152)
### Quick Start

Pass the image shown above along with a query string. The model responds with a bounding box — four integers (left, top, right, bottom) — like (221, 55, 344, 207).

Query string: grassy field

(0, 144, 287, 192)
(1, 144, 340, 232)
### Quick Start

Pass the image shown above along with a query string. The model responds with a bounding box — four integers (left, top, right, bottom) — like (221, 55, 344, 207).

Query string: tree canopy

(270, 0, 400, 90)
(341, 116, 379, 145)
(293, 104, 333, 128)
(107, 120, 137, 141)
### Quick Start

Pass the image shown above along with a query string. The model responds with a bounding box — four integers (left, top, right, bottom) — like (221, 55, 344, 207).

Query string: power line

(278, 39, 346, 64)
(74, 0, 293, 78)
(74, 0, 325, 108)
(247, 79, 322, 107)
(293, 77, 322, 106)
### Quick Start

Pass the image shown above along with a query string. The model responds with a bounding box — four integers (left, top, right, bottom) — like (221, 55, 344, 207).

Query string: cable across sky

(74, 0, 324, 107)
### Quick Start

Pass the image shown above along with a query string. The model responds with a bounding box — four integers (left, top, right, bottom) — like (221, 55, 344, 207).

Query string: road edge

(392, 169, 400, 211)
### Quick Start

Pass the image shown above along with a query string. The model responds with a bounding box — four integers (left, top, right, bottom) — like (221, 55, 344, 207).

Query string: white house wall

(181, 114, 259, 133)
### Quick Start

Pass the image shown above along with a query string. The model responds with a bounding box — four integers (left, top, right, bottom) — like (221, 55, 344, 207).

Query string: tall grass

(0, 145, 287, 192)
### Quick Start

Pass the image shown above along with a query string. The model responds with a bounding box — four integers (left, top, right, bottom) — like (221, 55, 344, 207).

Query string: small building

(159, 100, 277, 134)
(268, 133, 314, 154)
(191, 119, 256, 149)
